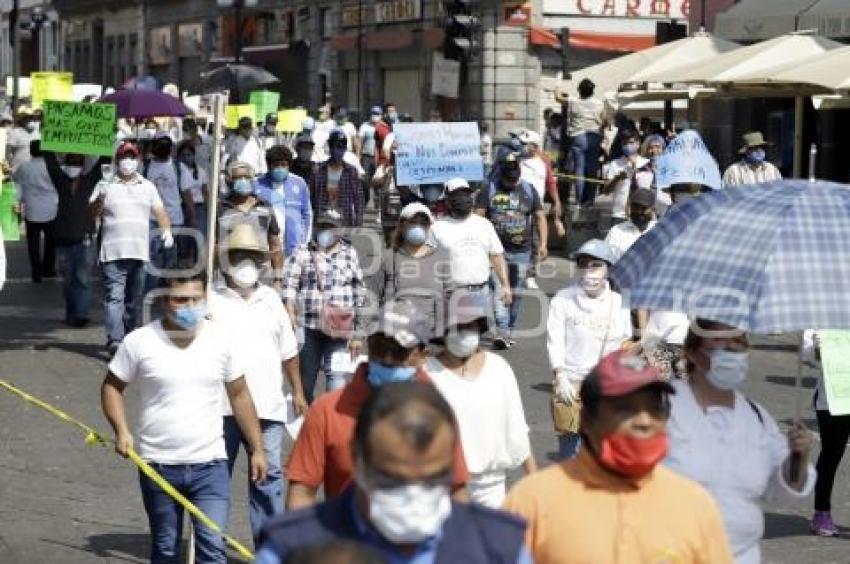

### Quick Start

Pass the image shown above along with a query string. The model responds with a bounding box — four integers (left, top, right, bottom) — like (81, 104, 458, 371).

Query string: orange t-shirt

(503, 450, 734, 564)
(286, 365, 470, 497)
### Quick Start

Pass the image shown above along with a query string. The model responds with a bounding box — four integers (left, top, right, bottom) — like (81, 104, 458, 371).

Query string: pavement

(3, 220, 850, 563)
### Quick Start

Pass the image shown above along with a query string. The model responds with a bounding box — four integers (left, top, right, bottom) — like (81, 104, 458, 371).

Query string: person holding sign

(722, 132, 782, 188)
(665, 320, 815, 564)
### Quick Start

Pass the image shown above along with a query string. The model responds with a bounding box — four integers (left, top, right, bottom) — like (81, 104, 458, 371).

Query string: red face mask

(598, 431, 668, 478)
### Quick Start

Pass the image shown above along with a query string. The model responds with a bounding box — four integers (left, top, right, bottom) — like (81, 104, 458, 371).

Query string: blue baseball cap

(370, 105, 382, 115)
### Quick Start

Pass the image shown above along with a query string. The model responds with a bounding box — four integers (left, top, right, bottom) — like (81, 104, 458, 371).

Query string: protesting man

(722, 131, 783, 187)
(604, 187, 657, 261)
(256, 145, 313, 256)
(89, 142, 172, 355)
(284, 301, 469, 510)
(357, 106, 381, 184)
(504, 349, 734, 564)
(258, 381, 527, 564)
(475, 154, 546, 349)
(14, 139, 57, 283)
(226, 116, 267, 175)
(314, 129, 364, 227)
(210, 224, 308, 545)
(101, 271, 267, 564)
(260, 113, 285, 151)
(291, 133, 318, 199)
(602, 129, 654, 225)
(373, 103, 396, 168)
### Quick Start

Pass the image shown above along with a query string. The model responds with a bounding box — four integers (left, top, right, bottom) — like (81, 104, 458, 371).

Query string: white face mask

(579, 266, 608, 297)
(705, 349, 749, 390)
(445, 330, 480, 359)
(367, 483, 451, 544)
(231, 259, 260, 288)
(62, 165, 83, 179)
(118, 158, 139, 176)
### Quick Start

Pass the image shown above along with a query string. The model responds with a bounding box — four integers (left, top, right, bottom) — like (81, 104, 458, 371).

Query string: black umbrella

(191, 64, 279, 102)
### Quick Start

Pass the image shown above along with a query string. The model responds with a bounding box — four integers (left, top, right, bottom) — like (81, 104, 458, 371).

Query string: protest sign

(277, 109, 308, 133)
(392, 122, 484, 185)
(226, 105, 256, 129)
(31, 72, 74, 110)
(41, 100, 117, 157)
(819, 330, 850, 415)
(655, 130, 722, 190)
(249, 91, 280, 122)
(0, 181, 20, 241)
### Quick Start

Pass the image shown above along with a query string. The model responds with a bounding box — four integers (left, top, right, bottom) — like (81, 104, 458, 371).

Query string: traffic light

(656, 21, 687, 45)
(443, 0, 479, 61)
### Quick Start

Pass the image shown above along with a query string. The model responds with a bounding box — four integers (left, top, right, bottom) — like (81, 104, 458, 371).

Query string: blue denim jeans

(558, 432, 582, 459)
(570, 132, 602, 206)
(146, 228, 181, 293)
(491, 251, 532, 333)
(223, 416, 285, 546)
(56, 239, 96, 322)
(300, 327, 349, 403)
(102, 259, 146, 345)
(138, 459, 230, 564)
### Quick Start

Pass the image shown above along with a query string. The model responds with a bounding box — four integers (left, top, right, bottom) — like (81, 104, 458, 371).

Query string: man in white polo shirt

(209, 224, 308, 546)
(101, 271, 266, 564)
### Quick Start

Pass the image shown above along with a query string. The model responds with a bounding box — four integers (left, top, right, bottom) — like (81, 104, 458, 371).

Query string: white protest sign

(656, 130, 722, 190)
(431, 52, 460, 98)
(393, 122, 484, 185)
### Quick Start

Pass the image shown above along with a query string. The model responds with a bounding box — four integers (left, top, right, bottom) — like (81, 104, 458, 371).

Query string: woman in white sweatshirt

(546, 239, 632, 458)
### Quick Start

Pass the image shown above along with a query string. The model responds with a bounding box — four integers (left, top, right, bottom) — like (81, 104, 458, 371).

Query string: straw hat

(219, 223, 269, 254)
(738, 131, 772, 154)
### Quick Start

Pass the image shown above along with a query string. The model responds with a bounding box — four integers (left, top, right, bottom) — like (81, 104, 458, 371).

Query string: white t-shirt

(603, 156, 653, 219)
(546, 283, 633, 383)
(343, 151, 365, 176)
(358, 122, 377, 156)
(339, 122, 358, 152)
(146, 159, 185, 225)
(209, 285, 299, 422)
(520, 156, 547, 201)
(225, 134, 267, 175)
(108, 319, 243, 464)
(14, 157, 58, 222)
(604, 219, 656, 261)
(95, 175, 163, 263)
(432, 214, 504, 285)
(179, 163, 208, 205)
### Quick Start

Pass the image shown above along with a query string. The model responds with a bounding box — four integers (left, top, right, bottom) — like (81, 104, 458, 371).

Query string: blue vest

(259, 488, 527, 564)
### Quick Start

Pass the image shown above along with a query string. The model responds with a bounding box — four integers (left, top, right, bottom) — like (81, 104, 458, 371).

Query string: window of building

(319, 7, 332, 39)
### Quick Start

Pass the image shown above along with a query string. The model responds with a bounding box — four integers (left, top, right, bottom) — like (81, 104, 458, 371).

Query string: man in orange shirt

(286, 300, 469, 509)
(504, 349, 734, 564)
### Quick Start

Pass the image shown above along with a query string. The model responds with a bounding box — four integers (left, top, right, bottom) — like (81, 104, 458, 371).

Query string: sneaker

(811, 511, 839, 537)
(492, 336, 510, 350)
(106, 341, 120, 358)
(526, 277, 539, 290)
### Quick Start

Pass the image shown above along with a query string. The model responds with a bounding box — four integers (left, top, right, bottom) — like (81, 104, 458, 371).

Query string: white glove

(555, 372, 580, 405)
(161, 230, 175, 249)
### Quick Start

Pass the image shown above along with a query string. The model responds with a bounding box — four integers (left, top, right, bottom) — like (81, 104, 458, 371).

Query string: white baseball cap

(444, 177, 470, 192)
(518, 129, 541, 146)
(399, 202, 434, 222)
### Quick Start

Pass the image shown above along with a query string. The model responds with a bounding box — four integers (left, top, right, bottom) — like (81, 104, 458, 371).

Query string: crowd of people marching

(1, 83, 844, 564)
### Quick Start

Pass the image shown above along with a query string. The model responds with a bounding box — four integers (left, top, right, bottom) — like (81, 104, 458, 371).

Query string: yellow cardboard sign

(30, 72, 74, 110)
(277, 109, 308, 133)
(225, 105, 256, 129)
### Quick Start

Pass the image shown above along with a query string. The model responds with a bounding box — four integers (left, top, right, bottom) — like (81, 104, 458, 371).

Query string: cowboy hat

(738, 131, 772, 154)
(218, 222, 269, 254)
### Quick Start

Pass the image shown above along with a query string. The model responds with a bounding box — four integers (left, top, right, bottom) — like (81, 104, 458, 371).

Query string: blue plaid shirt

(281, 240, 365, 331)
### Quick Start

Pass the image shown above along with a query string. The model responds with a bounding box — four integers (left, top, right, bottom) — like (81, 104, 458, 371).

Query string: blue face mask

(232, 177, 254, 196)
(367, 361, 416, 387)
(745, 148, 766, 165)
(271, 167, 289, 183)
(170, 303, 207, 331)
(404, 225, 428, 246)
(623, 142, 639, 156)
(330, 147, 346, 162)
(316, 229, 338, 249)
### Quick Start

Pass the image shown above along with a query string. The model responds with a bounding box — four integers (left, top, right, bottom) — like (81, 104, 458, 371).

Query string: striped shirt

(721, 160, 782, 188)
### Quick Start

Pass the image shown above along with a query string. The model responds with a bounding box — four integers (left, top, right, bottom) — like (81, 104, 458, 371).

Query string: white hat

(444, 177, 470, 192)
(518, 129, 541, 146)
(399, 202, 434, 222)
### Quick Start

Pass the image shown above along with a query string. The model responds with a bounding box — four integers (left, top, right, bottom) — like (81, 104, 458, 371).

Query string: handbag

(313, 251, 355, 339)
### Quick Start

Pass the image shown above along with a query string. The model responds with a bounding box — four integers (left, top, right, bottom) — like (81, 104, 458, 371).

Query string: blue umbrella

(612, 179, 850, 333)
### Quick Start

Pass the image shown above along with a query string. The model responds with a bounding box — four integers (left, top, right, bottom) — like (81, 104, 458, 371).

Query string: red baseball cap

(595, 349, 673, 397)
(116, 141, 140, 158)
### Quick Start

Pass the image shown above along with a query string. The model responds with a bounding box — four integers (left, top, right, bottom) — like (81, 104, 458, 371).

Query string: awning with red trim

(529, 26, 560, 49)
(529, 26, 655, 53)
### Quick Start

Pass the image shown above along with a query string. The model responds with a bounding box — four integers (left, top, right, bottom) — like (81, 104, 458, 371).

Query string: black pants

(25, 220, 56, 281)
(815, 409, 850, 511)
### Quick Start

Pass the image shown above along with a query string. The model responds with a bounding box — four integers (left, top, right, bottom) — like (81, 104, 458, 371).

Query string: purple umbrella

(97, 89, 191, 119)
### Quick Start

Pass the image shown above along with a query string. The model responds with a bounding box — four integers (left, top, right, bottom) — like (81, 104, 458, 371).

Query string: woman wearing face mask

(369, 203, 450, 339)
(665, 319, 815, 564)
(315, 129, 365, 227)
(546, 239, 632, 459)
(425, 291, 536, 508)
(601, 129, 654, 226)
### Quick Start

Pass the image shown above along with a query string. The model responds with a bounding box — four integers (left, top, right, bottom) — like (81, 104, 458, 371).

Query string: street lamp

(216, 0, 258, 63)
(28, 7, 48, 72)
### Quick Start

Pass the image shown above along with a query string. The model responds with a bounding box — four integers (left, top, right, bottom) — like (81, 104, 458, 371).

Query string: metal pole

(793, 96, 804, 178)
(356, 0, 363, 113)
(206, 93, 225, 294)
(700, 0, 707, 31)
(31, 25, 39, 72)
(11, 0, 20, 115)
(234, 1, 242, 64)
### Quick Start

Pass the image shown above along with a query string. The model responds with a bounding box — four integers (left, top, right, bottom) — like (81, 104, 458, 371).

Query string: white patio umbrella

(738, 45, 850, 92)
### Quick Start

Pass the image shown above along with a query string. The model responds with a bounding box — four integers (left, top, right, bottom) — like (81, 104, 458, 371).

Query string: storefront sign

(431, 52, 460, 99)
(149, 26, 172, 66)
(341, 5, 369, 28)
(178, 24, 203, 58)
(374, 0, 421, 24)
(393, 122, 484, 185)
(545, 0, 690, 18)
(41, 100, 117, 157)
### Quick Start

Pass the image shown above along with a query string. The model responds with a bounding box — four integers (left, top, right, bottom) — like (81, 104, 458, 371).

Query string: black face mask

(153, 143, 172, 159)
(447, 192, 474, 218)
(630, 212, 652, 229)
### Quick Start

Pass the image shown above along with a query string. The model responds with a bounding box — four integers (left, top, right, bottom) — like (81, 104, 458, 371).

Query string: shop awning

(364, 30, 414, 51)
(714, 0, 849, 41)
(528, 26, 655, 52)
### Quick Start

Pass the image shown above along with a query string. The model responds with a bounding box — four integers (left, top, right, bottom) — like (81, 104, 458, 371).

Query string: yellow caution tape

(0, 379, 254, 561)
(555, 172, 608, 185)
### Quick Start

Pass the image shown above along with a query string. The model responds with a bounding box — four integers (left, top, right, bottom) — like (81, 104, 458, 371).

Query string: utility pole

(11, 0, 20, 114)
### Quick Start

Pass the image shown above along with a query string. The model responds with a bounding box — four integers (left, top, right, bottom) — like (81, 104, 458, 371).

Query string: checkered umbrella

(611, 180, 850, 333)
